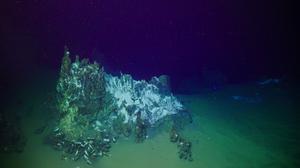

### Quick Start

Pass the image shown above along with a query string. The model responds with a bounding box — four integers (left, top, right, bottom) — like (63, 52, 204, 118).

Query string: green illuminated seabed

(1, 73, 299, 168)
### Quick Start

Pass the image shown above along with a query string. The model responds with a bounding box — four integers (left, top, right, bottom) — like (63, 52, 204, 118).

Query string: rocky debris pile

(44, 48, 116, 164)
(0, 112, 26, 153)
(170, 127, 193, 161)
(44, 127, 116, 164)
(44, 48, 189, 164)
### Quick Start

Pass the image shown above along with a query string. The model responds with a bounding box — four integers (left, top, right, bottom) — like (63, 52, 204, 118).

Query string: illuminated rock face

(52, 49, 186, 164)
(57, 48, 184, 137)
(105, 74, 184, 125)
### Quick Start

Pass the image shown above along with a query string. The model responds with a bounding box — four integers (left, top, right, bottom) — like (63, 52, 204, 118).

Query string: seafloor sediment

(0, 74, 298, 168)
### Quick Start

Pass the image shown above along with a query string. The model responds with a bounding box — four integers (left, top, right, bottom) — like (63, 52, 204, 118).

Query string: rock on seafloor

(105, 73, 184, 125)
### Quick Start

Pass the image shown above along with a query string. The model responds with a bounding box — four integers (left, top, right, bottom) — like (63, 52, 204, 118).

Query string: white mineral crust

(105, 74, 183, 125)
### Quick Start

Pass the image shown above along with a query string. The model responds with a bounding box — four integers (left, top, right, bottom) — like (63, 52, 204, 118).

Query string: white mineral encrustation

(105, 74, 184, 125)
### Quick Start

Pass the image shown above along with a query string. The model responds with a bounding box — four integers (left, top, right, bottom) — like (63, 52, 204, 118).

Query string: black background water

(1, 0, 297, 93)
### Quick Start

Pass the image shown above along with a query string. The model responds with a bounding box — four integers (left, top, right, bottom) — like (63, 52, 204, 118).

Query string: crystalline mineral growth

(105, 74, 184, 125)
